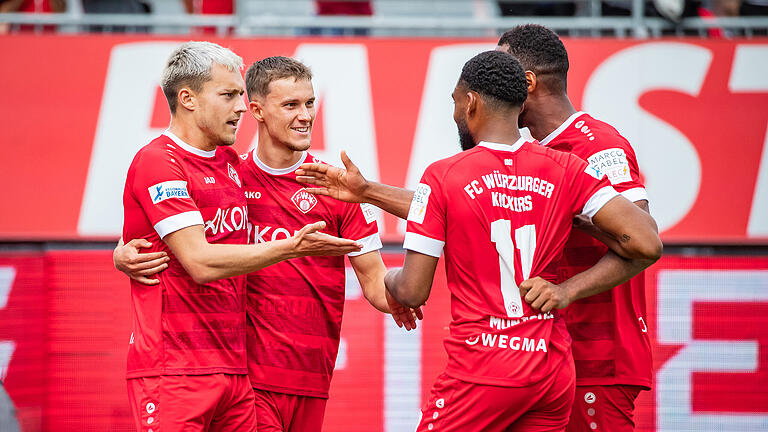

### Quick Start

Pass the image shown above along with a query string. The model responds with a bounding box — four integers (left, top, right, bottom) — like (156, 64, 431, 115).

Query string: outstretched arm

(296, 151, 414, 219)
(116, 221, 362, 285)
(349, 251, 423, 330)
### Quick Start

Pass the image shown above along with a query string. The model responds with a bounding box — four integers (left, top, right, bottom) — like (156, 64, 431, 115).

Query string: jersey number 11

(490, 220, 536, 318)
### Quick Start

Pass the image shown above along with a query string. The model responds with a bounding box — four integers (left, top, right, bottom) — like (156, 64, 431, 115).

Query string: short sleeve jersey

(541, 112, 652, 388)
(404, 139, 618, 386)
(238, 150, 382, 398)
(122, 131, 249, 378)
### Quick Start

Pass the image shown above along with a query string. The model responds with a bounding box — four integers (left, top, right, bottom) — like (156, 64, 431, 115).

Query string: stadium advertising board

(0, 252, 766, 431)
(0, 36, 767, 243)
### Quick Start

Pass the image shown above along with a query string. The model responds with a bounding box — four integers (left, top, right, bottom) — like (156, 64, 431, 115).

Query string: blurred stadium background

(1, 0, 767, 431)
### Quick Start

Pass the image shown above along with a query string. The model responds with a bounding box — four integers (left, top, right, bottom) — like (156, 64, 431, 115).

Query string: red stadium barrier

(0, 251, 766, 431)
(0, 36, 767, 243)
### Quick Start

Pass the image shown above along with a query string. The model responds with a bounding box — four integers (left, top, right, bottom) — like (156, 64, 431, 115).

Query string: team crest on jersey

(227, 163, 241, 187)
(291, 189, 318, 214)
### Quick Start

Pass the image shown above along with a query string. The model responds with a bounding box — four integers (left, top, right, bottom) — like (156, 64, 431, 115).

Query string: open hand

(295, 151, 369, 203)
(291, 221, 362, 257)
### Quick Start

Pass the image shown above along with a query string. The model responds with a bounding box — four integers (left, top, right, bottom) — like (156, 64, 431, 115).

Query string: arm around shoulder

(591, 195, 663, 262)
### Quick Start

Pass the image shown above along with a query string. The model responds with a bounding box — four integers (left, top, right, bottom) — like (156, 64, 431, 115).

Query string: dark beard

(457, 118, 476, 151)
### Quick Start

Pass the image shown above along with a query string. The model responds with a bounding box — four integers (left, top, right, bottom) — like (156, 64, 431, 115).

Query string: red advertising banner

(0, 251, 766, 431)
(0, 36, 767, 243)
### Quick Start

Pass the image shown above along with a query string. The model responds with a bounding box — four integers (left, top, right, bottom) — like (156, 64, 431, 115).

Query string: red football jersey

(239, 150, 381, 398)
(122, 131, 249, 378)
(541, 112, 653, 389)
(405, 139, 618, 386)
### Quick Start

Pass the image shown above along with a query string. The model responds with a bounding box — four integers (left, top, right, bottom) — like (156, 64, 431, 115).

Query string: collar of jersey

(478, 137, 527, 153)
(163, 130, 217, 158)
(252, 149, 308, 176)
(538, 111, 585, 146)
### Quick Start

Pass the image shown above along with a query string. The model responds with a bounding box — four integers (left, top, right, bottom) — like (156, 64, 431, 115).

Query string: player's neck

(525, 94, 577, 142)
(475, 119, 522, 146)
(168, 119, 217, 152)
(256, 134, 303, 169)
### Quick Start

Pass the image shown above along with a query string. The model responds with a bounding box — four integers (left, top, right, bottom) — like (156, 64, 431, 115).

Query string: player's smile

(291, 125, 311, 135)
(252, 77, 316, 151)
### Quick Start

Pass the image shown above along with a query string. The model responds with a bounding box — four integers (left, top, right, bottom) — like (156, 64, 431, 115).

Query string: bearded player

(300, 50, 661, 431)
(497, 24, 655, 432)
(116, 55, 420, 432)
(297, 27, 658, 431)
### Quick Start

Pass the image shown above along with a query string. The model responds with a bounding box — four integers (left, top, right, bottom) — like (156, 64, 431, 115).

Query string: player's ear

(466, 91, 478, 118)
(178, 87, 195, 112)
(249, 99, 265, 122)
(525, 71, 537, 93)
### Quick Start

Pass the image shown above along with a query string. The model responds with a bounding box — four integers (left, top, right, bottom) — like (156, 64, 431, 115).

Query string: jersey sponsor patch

(360, 203, 377, 224)
(407, 183, 431, 224)
(587, 148, 632, 184)
(148, 180, 190, 204)
(291, 189, 318, 214)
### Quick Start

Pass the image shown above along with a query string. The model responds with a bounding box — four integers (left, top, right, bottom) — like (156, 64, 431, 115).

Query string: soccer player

(116, 55, 420, 432)
(120, 42, 361, 432)
(300, 50, 662, 431)
(240, 56, 419, 432)
(298, 27, 658, 431)
(496, 24, 654, 432)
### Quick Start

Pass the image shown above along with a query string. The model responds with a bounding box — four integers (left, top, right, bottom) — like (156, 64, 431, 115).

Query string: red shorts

(566, 385, 643, 432)
(417, 354, 575, 432)
(126, 374, 256, 432)
(252, 388, 327, 432)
